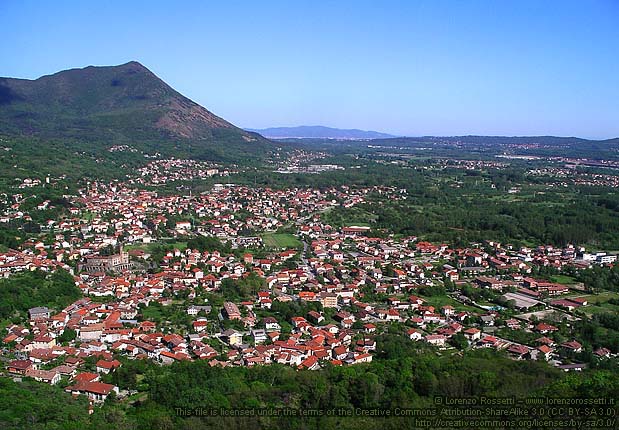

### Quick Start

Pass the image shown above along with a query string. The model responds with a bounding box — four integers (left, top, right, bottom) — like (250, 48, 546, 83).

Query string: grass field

(549, 275, 576, 284)
(573, 291, 619, 304)
(583, 302, 619, 316)
(572, 291, 619, 316)
(591, 291, 619, 303)
(141, 305, 164, 322)
(261, 233, 302, 249)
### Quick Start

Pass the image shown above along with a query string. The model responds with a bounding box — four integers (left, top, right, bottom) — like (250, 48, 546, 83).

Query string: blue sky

(1, 0, 618, 138)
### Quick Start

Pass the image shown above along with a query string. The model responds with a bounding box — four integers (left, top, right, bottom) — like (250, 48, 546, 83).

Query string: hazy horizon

(245, 125, 619, 140)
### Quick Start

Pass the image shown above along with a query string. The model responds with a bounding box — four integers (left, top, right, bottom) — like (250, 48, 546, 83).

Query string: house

(66, 381, 119, 403)
(73, 372, 99, 384)
(441, 305, 455, 316)
(32, 334, 56, 349)
(192, 319, 209, 332)
(480, 315, 495, 326)
(53, 364, 77, 378)
(222, 329, 243, 346)
(535, 323, 558, 334)
(550, 299, 581, 311)
(505, 319, 521, 330)
(386, 309, 400, 321)
(320, 292, 338, 308)
(425, 334, 446, 347)
(332, 345, 349, 360)
(407, 328, 423, 341)
(307, 310, 324, 324)
(7, 359, 34, 375)
(561, 340, 583, 353)
(25, 368, 61, 385)
(479, 336, 499, 348)
(364, 323, 376, 334)
(422, 313, 443, 324)
(570, 297, 588, 306)
(507, 344, 529, 360)
(463, 328, 481, 341)
(223, 302, 241, 320)
(79, 324, 104, 341)
(342, 226, 370, 238)
(187, 305, 212, 316)
(267, 332, 280, 342)
(537, 345, 553, 361)
(243, 253, 254, 264)
(252, 329, 267, 344)
(536, 337, 555, 347)
(298, 355, 320, 370)
(79, 249, 131, 273)
(28, 307, 51, 321)
(557, 363, 587, 372)
(263, 317, 281, 332)
(175, 221, 192, 232)
(96, 359, 121, 374)
(594, 347, 611, 358)
(351, 352, 373, 364)
(159, 351, 178, 365)
(475, 277, 505, 290)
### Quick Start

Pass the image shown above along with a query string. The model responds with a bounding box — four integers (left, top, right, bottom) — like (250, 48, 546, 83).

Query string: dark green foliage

(220, 273, 265, 301)
(136, 342, 578, 428)
(576, 265, 619, 292)
(321, 170, 619, 248)
(0, 378, 90, 430)
(419, 284, 445, 297)
(449, 333, 468, 349)
(103, 359, 149, 390)
(575, 313, 619, 353)
(0, 269, 80, 320)
(186, 236, 229, 253)
(58, 328, 77, 344)
(0, 225, 20, 250)
(270, 299, 323, 322)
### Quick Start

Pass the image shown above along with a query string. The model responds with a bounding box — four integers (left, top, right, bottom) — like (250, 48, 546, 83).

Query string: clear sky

(1, 0, 618, 138)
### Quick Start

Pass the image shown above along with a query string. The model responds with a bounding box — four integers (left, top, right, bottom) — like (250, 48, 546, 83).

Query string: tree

(449, 333, 468, 350)
(58, 328, 77, 344)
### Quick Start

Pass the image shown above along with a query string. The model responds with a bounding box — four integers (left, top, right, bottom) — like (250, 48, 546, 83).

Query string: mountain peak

(123, 60, 147, 68)
(0, 61, 256, 141)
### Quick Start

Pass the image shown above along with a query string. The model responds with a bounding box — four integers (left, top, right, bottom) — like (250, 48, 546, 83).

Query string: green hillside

(0, 62, 279, 169)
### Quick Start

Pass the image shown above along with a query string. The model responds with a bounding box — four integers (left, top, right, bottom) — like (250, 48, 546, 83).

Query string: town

(1, 172, 617, 408)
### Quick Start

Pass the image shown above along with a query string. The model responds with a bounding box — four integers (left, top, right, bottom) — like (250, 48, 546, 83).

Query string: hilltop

(0, 61, 276, 164)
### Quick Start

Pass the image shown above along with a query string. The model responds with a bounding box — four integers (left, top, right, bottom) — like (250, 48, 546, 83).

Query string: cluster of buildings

(129, 158, 234, 186)
(1, 175, 617, 406)
(527, 166, 619, 188)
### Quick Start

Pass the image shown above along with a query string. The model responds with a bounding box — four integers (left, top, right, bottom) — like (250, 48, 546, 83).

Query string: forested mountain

(0, 62, 277, 163)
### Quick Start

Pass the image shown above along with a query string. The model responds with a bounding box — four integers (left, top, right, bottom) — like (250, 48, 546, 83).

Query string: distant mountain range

(246, 125, 396, 139)
(0, 61, 275, 162)
(1, 61, 617, 170)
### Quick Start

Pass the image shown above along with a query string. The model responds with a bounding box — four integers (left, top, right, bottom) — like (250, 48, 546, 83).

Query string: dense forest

(322, 174, 619, 248)
(0, 378, 91, 430)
